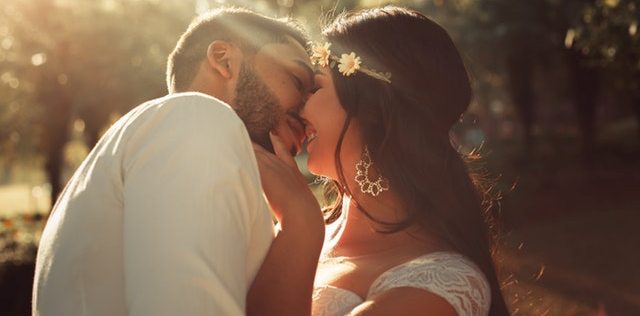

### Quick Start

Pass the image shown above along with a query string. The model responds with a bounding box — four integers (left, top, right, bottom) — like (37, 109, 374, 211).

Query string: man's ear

(206, 40, 236, 79)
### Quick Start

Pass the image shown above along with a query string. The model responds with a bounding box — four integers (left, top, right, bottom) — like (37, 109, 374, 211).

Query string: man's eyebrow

(294, 59, 316, 88)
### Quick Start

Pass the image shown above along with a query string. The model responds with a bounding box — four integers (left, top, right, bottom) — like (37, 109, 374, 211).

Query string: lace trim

(312, 285, 362, 316)
(367, 252, 491, 316)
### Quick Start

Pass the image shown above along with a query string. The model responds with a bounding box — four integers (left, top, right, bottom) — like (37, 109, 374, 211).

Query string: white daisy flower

(311, 42, 332, 67)
(338, 52, 361, 76)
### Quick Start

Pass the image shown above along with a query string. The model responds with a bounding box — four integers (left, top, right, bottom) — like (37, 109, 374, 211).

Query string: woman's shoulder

(367, 251, 491, 316)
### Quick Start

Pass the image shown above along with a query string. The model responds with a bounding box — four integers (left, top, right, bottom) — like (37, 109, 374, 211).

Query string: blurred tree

(434, 0, 601, 158)
(0, 4, 43, 183)
(455, 0, 559, 156)
(566, 0, 640, 144)
(1, 0, 193, 207)
(499, 0, 550, 155)
(468, 0, 638, 157)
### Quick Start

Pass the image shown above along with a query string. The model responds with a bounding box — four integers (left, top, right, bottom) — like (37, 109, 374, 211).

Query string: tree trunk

(85, 126, 101, 149)
(507, 46, 536, 156)
(40, 40, 72, 210)
(633, 95, 640, 148)
(633, 72, 640, 147)
(44, 141, 65, 207)
(567, 51, 599, 162)
(42, 93, 72, 209)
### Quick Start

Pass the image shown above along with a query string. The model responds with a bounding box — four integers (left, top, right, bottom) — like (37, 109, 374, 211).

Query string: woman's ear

(206, 40, 235, 79)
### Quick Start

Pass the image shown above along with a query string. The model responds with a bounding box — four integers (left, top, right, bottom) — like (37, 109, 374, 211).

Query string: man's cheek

(288, 122, 305, 141)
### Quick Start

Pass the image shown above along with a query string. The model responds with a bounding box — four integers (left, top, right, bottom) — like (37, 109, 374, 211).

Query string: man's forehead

(258, 35, 311, 65)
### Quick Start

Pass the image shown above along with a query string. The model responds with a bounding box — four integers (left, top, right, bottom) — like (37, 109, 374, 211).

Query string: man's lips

(286, 120, 306, 155)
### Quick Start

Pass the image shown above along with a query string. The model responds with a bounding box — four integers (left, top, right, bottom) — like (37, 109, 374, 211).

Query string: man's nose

(299, 102, 308, 119)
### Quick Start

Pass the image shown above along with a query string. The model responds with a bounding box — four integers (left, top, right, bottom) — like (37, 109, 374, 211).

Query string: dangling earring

(354, 147, 389, 197)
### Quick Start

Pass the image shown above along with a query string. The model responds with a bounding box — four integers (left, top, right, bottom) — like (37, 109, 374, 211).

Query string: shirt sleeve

(121, 95, 263, 315)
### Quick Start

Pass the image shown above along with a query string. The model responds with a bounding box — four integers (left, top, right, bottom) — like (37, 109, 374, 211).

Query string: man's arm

(122, 97, 263, 315)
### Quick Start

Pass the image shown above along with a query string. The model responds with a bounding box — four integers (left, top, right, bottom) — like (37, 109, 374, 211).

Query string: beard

(231, 62, 280, 153)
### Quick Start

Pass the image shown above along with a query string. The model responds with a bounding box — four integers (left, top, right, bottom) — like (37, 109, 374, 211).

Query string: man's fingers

(269, 131, 297, 168)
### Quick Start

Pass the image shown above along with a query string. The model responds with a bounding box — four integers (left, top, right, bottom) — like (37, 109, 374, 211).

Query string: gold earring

(354, 147, 389, 197)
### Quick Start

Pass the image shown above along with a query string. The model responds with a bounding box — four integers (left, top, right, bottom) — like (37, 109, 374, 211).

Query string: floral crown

(310, 42, 392, 83)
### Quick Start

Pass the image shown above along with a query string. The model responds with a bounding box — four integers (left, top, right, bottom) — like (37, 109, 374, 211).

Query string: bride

(249, 6, 510, 316)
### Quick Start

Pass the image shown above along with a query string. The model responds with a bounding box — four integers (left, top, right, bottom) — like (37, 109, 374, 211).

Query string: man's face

(231, 35, 314, 155)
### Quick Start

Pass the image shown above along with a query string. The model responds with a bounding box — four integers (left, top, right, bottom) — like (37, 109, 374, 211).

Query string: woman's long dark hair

(320, 6, 510, 315)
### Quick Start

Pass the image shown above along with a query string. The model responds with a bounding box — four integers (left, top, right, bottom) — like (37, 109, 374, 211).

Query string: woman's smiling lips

(307, 132, 317, 143)
(305, 125, 318, 146)
(304, 122, 318, 143)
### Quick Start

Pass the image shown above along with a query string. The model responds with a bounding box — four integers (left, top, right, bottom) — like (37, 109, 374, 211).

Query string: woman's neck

(327, 194, 436, 258)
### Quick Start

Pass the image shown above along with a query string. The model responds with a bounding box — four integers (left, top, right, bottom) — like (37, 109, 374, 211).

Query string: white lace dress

(312, 252, 491, 316)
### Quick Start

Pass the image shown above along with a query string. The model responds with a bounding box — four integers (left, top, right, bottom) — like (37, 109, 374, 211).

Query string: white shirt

(32, 92, 275, 316)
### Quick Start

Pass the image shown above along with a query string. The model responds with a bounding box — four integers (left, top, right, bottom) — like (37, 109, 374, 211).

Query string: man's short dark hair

(166, 7, 309, 93)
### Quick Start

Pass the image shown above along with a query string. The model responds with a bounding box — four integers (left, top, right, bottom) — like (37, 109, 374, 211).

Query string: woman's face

(301, 67, 361, 179)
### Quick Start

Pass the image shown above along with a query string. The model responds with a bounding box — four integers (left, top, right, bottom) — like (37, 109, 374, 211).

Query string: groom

(32, 8, 315, 316)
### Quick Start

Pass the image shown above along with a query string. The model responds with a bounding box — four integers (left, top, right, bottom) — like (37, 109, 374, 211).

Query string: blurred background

(1, 0, 639, 315)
